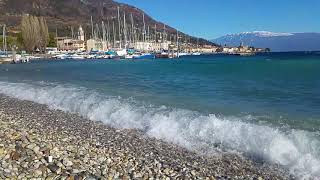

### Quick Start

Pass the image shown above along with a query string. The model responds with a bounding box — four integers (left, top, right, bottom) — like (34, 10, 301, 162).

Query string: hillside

(212, 31, 320, 52)
(0, 0, 213, 45)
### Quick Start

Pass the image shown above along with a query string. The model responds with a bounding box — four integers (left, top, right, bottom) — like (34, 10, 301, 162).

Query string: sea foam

(0, 81, 319, 179)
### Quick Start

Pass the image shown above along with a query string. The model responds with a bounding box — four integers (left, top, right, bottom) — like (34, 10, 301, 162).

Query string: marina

(1, 6, 267, 64)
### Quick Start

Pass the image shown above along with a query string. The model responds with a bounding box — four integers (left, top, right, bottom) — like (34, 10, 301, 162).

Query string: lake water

(0, 52, 319, 178)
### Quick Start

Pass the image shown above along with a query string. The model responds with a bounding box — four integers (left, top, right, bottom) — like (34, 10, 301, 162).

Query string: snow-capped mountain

(212, 31, 320, 52)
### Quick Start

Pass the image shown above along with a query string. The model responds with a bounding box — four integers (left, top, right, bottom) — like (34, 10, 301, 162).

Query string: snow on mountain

(240, 31, 294, 37)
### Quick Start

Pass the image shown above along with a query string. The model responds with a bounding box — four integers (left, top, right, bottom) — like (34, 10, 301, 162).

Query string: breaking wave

(0, 81, 319, 179)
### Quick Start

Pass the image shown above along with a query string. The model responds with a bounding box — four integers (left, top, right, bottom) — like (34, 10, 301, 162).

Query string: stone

(34, 169, 43, 177)
(134, 172, 143, 178)
(72, 169, 81, 174)
(10, 151, 21, 161)
(0, 148, 6, 158)
(163, 168, 170, 175)
(191, 170, 196, 176)
(55, 160, 63, 167)
(45, 156, 53, 163)
(27, 143, 36, 150)
(33, 146, 40, 153)
(106, 158, 112, 164)
(63, 158, 73, 167)
(47, 164, 59, 173)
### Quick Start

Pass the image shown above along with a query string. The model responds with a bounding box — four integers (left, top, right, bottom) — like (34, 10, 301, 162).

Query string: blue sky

(116, 0, 320, 39)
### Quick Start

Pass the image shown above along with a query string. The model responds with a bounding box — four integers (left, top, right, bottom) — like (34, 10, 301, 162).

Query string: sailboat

(115, 7, 128, 59)
(192, 38, 201, 56)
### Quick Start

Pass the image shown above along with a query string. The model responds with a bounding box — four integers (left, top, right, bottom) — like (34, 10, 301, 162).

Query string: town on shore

(0, 8, 269, 64)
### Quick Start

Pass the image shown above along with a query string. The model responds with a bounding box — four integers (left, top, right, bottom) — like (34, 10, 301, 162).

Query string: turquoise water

(0, 52, 320, 178)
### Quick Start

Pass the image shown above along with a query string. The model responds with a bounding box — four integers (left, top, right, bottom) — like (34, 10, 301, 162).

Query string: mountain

(212, 31, 320, 52)
(0, 0, 213, 45)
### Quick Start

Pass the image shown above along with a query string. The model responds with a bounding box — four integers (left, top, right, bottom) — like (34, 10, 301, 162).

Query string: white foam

(0, 81, 319, 179)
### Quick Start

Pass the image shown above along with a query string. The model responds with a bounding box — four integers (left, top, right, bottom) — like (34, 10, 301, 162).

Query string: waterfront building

(86, 39, 105, 51)
(56, 26, 86, 51)
(57, 38, 86, 51)
(133, 41, 172, 51)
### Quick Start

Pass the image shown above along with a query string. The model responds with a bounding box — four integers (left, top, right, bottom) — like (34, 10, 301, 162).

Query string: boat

(155, 51, 169, 59)
(178, 52, 188, 57)
(125, 54, 134, 59)
(133, 53, 155, 59)
(192, 52, 201, 56)
(68, 54, 85, 60)
(116, 49, 127, 57)
(54, 54, 68, 60)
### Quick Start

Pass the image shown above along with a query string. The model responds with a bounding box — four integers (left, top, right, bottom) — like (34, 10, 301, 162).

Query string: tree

(48, 32, 57, 47)
(39, 17, 49, 52)
(21, 15, 37, 52)
(21, 15, 49, 53)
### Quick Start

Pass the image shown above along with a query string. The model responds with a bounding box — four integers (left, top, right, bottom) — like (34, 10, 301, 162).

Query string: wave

(0, 81, 319, 179)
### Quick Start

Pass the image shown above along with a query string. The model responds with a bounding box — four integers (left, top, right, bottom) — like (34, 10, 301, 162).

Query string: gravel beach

(0, 94, 292, 179)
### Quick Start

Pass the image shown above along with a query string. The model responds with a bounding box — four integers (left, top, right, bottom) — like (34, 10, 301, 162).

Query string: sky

(116, 0, 320, 39)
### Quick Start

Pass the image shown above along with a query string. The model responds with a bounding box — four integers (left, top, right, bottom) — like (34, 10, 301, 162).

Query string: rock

(163, 168, 170, 175)
(45, 156, 53, 163)
(106, 158, 112, 164)
(134, 172, 143, 178)
(10, 151, 21, 161)
(191, 170, 197, 176)
(47, 164, 59, 173)
(34, 169, 43, 177)
(56, 161, 64, 168)
(0, 148, 6, 158)
(26, 143, 36, 150)
(66, 175, 75, 180)
(63, 158, 73, 167)
(72, 169, 81, 174)
(33, 146, 40, 153)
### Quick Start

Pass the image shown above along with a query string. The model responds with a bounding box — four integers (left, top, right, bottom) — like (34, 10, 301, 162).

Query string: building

(78, 26, 85, 41)
(86, 39, 107, 52)
(57, 26, 86, 51)
(133, 41, 172, 51)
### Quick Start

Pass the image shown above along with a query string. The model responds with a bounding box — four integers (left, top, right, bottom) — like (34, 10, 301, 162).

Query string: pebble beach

(0, 94, 292, 179)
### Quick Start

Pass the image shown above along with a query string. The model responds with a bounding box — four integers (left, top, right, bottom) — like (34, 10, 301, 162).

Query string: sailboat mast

(1, 25, 3, 52)
(56, 28, 58, 50)
(130, 13, 134, 45)
(123, 12, 127, 49)
(154, 24, 157, 50)
(197, 38, 199, 52)
(147, 26, 150, 43)
(117, 6, 122, 49)
(142, 13, 146, 44)
(107, 20, 110, 49)
(102, 21, 106, 50)
(95, 24, 100, 40)
(3, 25, 7, 55)
(91, 16, 94, 39)
(112, 21, 116, 48)
(163, 24, 166, 42)
(71, 26, 73, 39)
(176, 29, 179, 58)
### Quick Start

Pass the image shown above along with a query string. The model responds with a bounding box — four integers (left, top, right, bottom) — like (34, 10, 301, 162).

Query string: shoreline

(0, 94, 291, 179)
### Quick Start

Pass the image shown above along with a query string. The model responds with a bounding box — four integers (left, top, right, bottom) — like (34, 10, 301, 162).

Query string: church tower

(78, 25, 85, 41)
